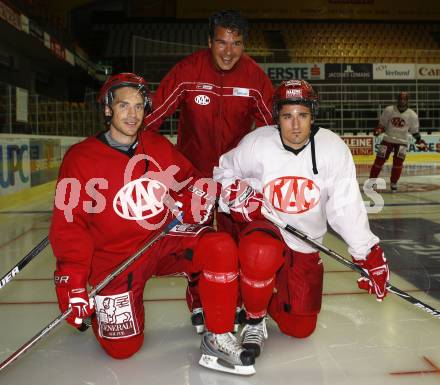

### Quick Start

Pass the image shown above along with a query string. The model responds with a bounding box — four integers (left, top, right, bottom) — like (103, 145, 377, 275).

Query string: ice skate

(192, 307, 245, 334)
(199, 332, 255, 375)
(241, 317, 268, 358)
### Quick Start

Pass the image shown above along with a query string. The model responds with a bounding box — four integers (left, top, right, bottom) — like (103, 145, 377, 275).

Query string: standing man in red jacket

(143, 10, 274, 178)
(143, 10, 274, 332)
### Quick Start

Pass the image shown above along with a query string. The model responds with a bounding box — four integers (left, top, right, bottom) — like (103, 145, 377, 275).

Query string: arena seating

(104, 21, 440, 64)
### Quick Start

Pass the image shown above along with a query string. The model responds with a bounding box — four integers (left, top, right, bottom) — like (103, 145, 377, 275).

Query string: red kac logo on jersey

(391, 117, 405, 128)
(264, 176, 320, 214)
(113, 178, 167, 220)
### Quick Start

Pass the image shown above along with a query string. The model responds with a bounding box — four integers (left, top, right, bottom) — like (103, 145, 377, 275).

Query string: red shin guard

(194, 232, 239, 334)
(239, 231, 284, 318)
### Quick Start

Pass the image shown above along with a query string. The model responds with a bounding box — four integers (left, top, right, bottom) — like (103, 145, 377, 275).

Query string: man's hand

(174, 180, 219, 224)
(415, 139, 428, 151)
(54, 271, 94, 328)
(353, 245, 389, 302)
(373, 126, 385, 136)
(221, 180, 265, 223)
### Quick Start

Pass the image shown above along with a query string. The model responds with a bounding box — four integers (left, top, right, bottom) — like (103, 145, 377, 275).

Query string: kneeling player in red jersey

(214, 80, 390, 359)
(49, 73, 254, 375)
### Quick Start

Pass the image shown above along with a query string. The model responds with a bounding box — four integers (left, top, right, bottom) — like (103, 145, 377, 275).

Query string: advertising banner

(0, 138, 31, 196)
(259, 63, 325, 82)
(373, 134, 440, 154)
(0, 1, 20, 30)
(44, 32, 50, 49)
(29, 138, 61, 187)
(65, 49, 75, 66)
(342, 134, 440, 156)
(342, 135, 374, 155)
(373, 63, 415, 80)
(29, 19, 44, 43)
(325, 64, 373, 81)
(416, 64, 440, 80)
(20, 14, 29, 34)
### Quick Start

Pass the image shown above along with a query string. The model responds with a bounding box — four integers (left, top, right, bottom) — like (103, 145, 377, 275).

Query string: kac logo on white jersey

(195, 95, 210, 105)
(264, 176, 320, 214)
(113, 178, 167, 220)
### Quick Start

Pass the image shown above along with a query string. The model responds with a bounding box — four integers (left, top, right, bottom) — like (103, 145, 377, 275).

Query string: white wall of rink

(0, 133, 438, 198)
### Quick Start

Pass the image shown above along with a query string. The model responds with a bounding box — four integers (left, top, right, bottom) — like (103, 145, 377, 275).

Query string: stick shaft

(283, 224, 440, 318)
(0, 217, 181, 372)
(0, 237, 49, 290)
(262, 206, 440, 320)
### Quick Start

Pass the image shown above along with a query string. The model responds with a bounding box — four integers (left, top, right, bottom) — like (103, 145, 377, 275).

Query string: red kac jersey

(49, 131, 195, 284)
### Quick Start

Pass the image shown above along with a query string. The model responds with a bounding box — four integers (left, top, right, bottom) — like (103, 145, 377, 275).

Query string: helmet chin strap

(104, 106, 114, 125)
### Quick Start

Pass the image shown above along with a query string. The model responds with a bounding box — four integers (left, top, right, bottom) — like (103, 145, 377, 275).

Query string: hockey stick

(0, 215, 182, 372)
(0, 236, 49, 291)
(261, 206, 440, 320)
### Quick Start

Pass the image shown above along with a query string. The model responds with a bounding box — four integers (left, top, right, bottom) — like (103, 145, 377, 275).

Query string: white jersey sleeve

(324, 136, 379, 258)
(407, 109, 420, 135)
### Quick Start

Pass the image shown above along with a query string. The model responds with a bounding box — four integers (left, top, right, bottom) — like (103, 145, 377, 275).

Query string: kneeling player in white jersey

(369, 91, 427, 192)
(213, 80, 390, 360)
(49, 73, 254, 375)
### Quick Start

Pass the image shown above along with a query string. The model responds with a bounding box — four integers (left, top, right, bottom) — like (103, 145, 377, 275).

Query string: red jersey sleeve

(49, 146, 94, 278)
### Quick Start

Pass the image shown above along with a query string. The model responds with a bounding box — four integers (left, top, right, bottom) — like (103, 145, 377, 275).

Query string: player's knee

(194, 231, 238, 272)
(239, 231, 284, 280)
(98, 333, 144, 359)
(269, 302, 317, 338)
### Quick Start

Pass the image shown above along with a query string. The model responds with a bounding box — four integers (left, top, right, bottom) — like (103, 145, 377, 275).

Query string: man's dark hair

(208, 10, 249, 41)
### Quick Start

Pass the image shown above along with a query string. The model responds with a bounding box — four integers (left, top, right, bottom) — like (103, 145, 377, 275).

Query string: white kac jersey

(214, 125, 379, 259)
(379, 105, 419, 145)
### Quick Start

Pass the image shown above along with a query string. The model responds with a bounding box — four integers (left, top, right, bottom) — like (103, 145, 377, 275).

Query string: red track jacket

(143, 49, 274, 176)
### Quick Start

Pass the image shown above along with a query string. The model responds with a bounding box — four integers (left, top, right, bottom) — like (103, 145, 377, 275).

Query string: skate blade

(199, 354, 256, 376)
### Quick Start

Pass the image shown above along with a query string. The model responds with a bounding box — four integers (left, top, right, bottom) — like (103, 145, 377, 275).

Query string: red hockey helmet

(273, 80, 319, 122)
(98, 73, 152, 112)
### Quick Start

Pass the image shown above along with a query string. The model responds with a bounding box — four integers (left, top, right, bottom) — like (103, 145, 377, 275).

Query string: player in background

(369, 91, 427, 192)
(143, 9, 274, 332)
(213, 80, 390, 360)
(49, 73, 255, 375)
